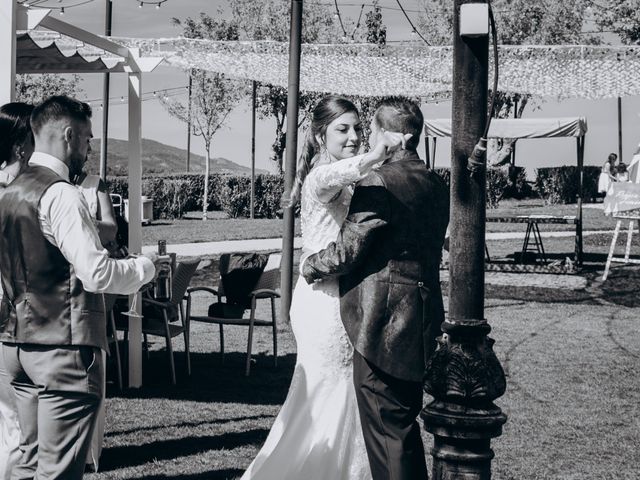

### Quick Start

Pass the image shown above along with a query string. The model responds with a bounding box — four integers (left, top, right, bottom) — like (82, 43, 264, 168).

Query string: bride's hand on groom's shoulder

(364, 132, 413, 166)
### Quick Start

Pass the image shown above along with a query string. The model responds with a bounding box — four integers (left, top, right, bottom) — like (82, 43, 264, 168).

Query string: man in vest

(0, 96, 157, 479)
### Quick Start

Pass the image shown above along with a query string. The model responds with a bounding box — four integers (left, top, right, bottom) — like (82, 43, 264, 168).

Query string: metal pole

(512, 98, 518, 166)
(280, 0, 303, 324)
(422, 1, 506, 478)
(250, 80, 257, 219)
(186, 71, 192, 172)
(617, 96, 623, 164)
(99, 0, 112, 181)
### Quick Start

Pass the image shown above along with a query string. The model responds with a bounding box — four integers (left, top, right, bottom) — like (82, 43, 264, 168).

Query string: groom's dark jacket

(302, 149, 449, 382)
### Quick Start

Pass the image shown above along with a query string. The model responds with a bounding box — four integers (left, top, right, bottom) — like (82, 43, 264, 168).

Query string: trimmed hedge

(106, 173, 285, 220)
(534, 166, 600, 204)
(106, 165, 595, 220)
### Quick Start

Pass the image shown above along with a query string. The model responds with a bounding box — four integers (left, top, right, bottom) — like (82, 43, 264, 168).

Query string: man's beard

(69, 156, 85, 181)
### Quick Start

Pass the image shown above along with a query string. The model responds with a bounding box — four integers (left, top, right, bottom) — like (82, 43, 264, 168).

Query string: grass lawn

(141, 200, 615, 246)
(86, 249, 640, 480)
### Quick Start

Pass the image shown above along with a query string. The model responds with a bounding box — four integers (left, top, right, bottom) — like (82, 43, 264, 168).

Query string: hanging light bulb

(411, 29, 418, 38)
(334, 12, 339, 19)
(138, 2, 143, 8)
(156, 2, 161, 9)
(153, 91, 157, 97)
(59, 7, 64, 15)
(120, 96, 125, 102)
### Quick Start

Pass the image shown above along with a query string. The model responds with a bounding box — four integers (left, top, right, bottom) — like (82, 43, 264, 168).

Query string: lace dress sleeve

(305, 154, 376, 204)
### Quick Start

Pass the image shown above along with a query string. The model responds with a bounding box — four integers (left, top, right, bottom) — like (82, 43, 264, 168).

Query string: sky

(27, 0, 640, 176)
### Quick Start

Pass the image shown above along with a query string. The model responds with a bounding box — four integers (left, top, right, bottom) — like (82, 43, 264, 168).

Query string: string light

(81, 86, 189, 107)
(136, 0, 167, 8)
(19, 0, 98, 16)
(394, 0, 430, 45)
(333, 1, 366, 42)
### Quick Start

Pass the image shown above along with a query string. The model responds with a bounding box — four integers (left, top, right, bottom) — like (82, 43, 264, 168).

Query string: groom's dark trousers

(353, 350, 426, 479)
(303, 150, 450, 480)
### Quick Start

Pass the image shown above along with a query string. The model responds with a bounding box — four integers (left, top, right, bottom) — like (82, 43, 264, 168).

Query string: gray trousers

(1, 344, 104, 480)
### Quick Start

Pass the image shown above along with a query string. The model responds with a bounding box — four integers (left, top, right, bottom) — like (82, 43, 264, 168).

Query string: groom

(302, 98, 449, 479)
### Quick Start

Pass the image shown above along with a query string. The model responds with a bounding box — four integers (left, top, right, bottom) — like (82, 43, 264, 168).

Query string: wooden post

(186, 71, 192, 172)
(0, 0, 17, 105)
(127, 71, 143, 388)
(576, 136, 584, 266)
(250, 80, 257, 219)
(99, 0, 112, 181)
(422, 1, 506, 478)
(280, 0, 303, 323)
(618, 96, 623, 164)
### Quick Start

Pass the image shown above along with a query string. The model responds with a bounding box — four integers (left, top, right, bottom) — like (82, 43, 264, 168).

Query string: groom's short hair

(373, 98, 423, 151)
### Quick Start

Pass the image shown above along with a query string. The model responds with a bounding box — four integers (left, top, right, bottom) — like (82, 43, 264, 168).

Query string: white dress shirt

(28, 152, 155, 294)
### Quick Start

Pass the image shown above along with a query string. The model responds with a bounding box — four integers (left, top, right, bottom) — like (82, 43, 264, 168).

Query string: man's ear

(63, 126, 73, 144)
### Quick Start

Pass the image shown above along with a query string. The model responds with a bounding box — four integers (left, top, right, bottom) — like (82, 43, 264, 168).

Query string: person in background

(616, 161, 630, 182)
(0, 103, 34, 186)
(73, 170, 119, 472)
(0, 95, 157, 480)
(0, 102, 35, 480)
(598, 152, 618, 194)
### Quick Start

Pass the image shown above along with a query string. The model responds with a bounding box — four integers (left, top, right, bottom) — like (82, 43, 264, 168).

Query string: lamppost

(422, 1, 507, 479)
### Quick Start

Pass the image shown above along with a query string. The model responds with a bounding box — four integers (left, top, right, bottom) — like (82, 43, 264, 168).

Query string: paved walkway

(141, 229, 614, 257)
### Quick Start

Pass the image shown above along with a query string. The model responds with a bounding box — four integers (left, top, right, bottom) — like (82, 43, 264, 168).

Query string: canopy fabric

(17, 31, 125, 74)
(120, 37, 640, 100)
(424, 117, 588, 139)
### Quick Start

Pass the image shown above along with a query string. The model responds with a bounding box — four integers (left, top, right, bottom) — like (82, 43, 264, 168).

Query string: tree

(417, 0, 596, 168)
(228, 0, 368, 172)
(365, 1, 387, 46)
(418, 0, 596, 46)
(163, 13, 247, 220)
(593, 1, 640, 44)
(15, 74, 83, 104)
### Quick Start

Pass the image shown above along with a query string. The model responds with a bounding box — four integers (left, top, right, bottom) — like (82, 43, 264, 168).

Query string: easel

(602, 212, 640, 281)
(602, 152, 640, 280)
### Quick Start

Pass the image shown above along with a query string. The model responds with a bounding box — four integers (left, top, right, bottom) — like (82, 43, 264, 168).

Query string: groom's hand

(301, 256, 317, 284)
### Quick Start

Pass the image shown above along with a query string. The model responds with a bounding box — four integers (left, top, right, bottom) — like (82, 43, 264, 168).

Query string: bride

(241, 96, 408, 479)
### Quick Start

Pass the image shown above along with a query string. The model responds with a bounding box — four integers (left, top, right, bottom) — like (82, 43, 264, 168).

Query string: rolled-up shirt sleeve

(40, 182, 155, 294)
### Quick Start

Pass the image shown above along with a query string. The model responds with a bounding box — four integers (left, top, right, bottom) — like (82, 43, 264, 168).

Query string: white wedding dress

(240, 155, 374, 480)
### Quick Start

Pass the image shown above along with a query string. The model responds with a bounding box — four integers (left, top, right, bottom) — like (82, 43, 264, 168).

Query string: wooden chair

(117, 258, 200, 385)
(187, 253, 281, 376)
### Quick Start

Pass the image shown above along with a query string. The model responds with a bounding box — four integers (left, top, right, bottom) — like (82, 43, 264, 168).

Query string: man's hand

(301, 257, 317, 284)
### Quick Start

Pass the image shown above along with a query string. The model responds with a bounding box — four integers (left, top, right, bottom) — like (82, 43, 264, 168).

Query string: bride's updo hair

(289, 95, 359, 205)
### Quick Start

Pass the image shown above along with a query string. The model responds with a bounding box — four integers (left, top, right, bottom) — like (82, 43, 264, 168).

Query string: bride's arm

(310, 153, 379, 204)
(310, 132, 413, 204)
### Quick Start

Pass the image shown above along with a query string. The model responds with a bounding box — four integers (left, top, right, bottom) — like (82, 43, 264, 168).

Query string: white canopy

(424, 117, 588, 139)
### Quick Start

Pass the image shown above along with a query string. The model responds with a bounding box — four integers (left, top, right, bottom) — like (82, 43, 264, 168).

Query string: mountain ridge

(86, 138, 269, 176)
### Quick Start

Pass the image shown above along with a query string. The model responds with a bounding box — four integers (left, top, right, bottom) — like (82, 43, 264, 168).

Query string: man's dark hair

(373, 97, 423, 151)
(30, 95, 92, 135)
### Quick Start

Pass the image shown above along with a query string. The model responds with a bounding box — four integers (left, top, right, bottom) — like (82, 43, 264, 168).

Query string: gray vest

(0, 165, 106, 350)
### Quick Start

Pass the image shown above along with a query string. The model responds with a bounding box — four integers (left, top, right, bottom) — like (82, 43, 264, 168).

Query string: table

(486, 214, 580, 265)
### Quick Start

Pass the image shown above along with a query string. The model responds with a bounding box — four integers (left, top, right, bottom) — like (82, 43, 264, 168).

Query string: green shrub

(106, 173, 285, 219)
(534, 166, 600, 204)
(432, 167, 509, 208)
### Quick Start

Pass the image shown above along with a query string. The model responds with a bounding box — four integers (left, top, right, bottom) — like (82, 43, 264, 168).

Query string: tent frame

(425, 117, 586, 267)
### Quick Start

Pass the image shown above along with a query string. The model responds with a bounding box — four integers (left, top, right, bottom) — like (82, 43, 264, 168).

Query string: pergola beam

(0, 0, 18, 105)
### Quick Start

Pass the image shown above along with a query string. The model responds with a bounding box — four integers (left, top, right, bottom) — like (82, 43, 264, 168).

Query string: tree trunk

(203, 146, 211, 221)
